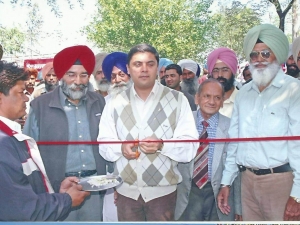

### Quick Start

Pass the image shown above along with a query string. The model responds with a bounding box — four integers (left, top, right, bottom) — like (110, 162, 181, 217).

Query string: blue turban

(158, 58, 173, 74)
(102, 52, 128, 81)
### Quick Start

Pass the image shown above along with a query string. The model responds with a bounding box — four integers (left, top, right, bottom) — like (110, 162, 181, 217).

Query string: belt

(65, 170, 97, 178)
(238, 163, 292, 175)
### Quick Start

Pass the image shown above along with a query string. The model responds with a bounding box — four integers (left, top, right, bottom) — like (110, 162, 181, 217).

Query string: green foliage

(0, 26, 26, 56)
(211, 1, 261, 61)
(26, 3, 43, 50)
(84, 0, 215, 63)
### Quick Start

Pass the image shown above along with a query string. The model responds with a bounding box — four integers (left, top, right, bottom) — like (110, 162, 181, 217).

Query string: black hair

(165, 64, 182, 75)
(0, 61, 29, 95)
(127, 43, 159, 65)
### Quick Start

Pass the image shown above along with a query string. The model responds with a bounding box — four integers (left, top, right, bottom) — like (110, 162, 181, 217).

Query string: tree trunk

(292, 0, 299, 40)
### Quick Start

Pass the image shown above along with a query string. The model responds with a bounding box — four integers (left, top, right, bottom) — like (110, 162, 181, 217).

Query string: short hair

(242, 65, 250, 77)
(127, 43, 159, 65)
(197, 78, 225, 97)
(0, 61, 29, 95)
(165, 64, 182, 75)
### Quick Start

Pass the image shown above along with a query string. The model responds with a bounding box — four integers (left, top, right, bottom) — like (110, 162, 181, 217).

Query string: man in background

(164, 63, 197, 111)
(178, 59, 199, 96)
(92, 52, 110, 96)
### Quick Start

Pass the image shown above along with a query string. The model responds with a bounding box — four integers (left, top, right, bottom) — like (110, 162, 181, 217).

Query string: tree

(0, 26, 26, 57)
(26, 3, 44, 56)
(211, 1, 261, 61)
(84, 0, 215, 63)
(268, 0, 295, 31)
(2, 0, 84, 17)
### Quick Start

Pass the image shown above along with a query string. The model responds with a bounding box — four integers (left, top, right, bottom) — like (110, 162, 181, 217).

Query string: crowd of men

(0, 23, 300, 222)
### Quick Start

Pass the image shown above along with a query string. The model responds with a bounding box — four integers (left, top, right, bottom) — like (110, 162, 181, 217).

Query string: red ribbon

(36, 136, 300, 145)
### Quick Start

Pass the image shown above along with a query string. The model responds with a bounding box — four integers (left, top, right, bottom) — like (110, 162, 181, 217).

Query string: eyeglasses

(297, 57, 300, 62)
(111, 71, 127, 80)
(65, 72, 89, 79)
(212, 67, 230, 75)
(249, 49, 272, 60)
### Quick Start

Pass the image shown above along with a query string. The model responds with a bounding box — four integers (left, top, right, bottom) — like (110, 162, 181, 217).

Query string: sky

(0, 0, 100, 59)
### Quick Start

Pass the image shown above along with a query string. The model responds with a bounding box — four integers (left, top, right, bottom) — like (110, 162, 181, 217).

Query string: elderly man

(207, 47, 239, 118)
(217, 24, 300, 221)
(178, 59, 200, 96)
(98, 43, 198, 221)
(0, 61, 89, 221)
(23, 45, 108, 221)
(91, 52, 109, 96)
(292, 36, 300, 71)
(164, 63, 197, 111)
(32, 62, 59, 98)
(177, 78, 240, 221)
(102, 51, 131, 101)
(285, 44, 300, 78)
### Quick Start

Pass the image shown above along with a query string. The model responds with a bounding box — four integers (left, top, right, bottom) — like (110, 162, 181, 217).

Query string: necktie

(193, 120, 209, 189)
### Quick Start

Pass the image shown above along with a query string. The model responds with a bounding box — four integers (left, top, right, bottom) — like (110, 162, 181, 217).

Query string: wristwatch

(292, 196, 300, 203)
(220, 184, 231, 189)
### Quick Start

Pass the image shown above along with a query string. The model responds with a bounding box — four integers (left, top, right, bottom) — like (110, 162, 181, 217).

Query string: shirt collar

(0, 116, 22, 133)
(197, 110, 219, 128)
(132, 80, 159, 100)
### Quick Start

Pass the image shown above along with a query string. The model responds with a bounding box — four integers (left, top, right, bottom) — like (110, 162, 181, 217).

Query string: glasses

(297, 57, 300, 62)
(111, 71, 127, 80)
(212, 67, 230, 76)
(65, 72, 89, 80)
(249, 49, 272, 60)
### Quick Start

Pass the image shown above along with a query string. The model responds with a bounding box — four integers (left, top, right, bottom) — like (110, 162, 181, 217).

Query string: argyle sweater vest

(112, 85, 183, 187)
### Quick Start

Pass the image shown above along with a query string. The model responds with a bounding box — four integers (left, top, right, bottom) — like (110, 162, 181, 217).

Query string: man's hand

(284, 196, 300, 220)
(139, 137, 163, 154)
(217, 186, 231, 215)
(59, 176, 79, 193)
(121, 142, 137, 160)
(235, 214, 243, 221)
(66, 184, 90, 207)
(60, 177, 90, 207)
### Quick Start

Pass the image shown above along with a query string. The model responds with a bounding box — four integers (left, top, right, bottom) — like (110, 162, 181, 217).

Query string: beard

(96, 78, 110, 92)
(180, 76, 199, 96)
(286, 64, 300, 78)
(249, 61, 281, 87)
(45, 80, 59, 92)
(216, 74, 235, 92)
(61, 80, 88, 100)
(108, 80, 132, 97)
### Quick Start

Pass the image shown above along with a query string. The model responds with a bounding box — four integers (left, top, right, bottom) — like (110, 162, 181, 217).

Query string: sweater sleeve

(0, 137, 72, 221)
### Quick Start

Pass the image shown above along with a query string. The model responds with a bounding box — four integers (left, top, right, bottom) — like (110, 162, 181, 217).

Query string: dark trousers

(180, 182, 219, 221)
(117, 190, 177, 221)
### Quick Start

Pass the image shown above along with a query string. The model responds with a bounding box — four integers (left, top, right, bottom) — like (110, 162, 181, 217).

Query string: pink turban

(53, 45, 95, 80)
(207, 47, 238, 75)
(41, 62, 54, 79)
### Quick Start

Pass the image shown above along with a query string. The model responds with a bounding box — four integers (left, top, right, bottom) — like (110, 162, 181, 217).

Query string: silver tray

(78, 175, 122, 191)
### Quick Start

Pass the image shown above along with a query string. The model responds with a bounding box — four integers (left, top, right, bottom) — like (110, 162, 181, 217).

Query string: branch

(283, 0, 295, 16)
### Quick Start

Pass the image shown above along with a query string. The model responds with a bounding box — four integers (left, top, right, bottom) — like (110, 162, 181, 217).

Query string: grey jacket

(23, 87, 108, 192)
(175, 111, 241, 220)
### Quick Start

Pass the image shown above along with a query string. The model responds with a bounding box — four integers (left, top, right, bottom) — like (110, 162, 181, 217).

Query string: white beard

(97, 82, 110, 92)
(108, 80, 132, 97)
(249, 61, 281, 87)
